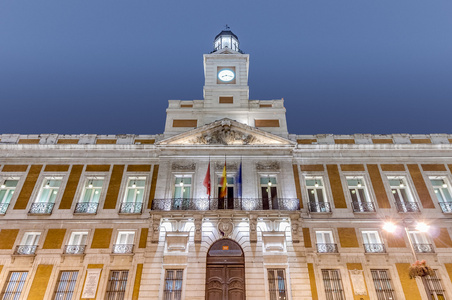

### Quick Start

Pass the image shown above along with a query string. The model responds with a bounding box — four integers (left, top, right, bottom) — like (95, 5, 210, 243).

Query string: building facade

(0, 30, 452, 300)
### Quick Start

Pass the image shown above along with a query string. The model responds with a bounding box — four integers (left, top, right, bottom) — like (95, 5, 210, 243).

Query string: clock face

(218, 69, 235, 82)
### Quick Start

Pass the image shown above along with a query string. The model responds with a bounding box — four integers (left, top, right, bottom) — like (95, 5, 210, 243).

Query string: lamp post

(383, 220, 433, 300)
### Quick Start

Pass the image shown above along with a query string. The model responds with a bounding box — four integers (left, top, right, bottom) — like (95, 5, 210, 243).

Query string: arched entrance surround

(205, 239, 246, 300)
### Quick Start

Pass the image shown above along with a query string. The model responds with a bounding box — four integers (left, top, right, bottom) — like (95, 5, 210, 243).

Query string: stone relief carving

(214, 161, 238, 171)
(187, 127, 264, 145)
(172, 162, 196, 171)
(218, 218, 234, 238)
(194, 215, 202, 244)
(256, 161, 280, 170)
(151, 215, 161, 243)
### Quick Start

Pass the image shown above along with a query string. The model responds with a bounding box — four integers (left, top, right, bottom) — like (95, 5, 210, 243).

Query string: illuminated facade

(0, 29, 452, 300)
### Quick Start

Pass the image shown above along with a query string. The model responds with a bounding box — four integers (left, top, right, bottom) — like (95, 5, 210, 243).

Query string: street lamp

(383, 220, 433, 300)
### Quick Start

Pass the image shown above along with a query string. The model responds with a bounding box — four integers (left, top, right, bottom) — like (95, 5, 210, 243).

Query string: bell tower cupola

(213, 25, 241, 53)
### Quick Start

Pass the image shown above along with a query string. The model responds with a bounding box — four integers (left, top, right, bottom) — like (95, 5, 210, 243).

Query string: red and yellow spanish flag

(219, 162, 227, 198)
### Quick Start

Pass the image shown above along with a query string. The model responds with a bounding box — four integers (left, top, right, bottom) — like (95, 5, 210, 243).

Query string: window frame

(425, 269, 447, 300)
(163, 269, 184, 300)
(1, 271, 28, 299)
(34, 176, 64, 204)
(387, 175, 415, 203)
(173, 174, 193, 199)
(53, 270, 79, 300)
(122, 176, 146, 204)
(79, 177, 105, 204)
(370, 269, 396, 300)
(267, 268, 288, 300)
(104, 269, 129, 300)
(305, 176, 328, 203)
(321, 269, 346, 300)
(0, 177, 20, 214)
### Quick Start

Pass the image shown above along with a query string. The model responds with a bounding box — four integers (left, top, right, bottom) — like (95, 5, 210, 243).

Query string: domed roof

(214, 30, 239, 41)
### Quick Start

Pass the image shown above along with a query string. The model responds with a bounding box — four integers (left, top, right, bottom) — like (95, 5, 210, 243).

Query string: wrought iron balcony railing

(28, 202, 54, 214)
(364, 243, 386, 253)
(395, 201, 420, 213)
(438, 202, 452, 213)
(413, 243, 434, 253)
(112, 244, 134, 254)
(64, 245, 86, 255)
(351, 201, 376, 213)
(316, 243, 338, 253)
(308, 202, 331, 213)
(0, 203, 10, 214)
(151, 198, 300, 211)
(119, 202, 143, 214)
(74, 202, 99, 214)
(15, 245, 37, 255)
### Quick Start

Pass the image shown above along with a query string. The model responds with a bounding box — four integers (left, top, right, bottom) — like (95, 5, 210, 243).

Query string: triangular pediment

(158, 119, 294, 146)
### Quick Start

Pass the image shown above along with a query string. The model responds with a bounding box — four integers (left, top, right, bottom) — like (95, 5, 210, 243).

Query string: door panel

(206, 265, 245, 300)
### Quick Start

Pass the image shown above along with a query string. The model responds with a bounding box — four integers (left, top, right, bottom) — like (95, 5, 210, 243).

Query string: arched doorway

(205, 239, 246, 300)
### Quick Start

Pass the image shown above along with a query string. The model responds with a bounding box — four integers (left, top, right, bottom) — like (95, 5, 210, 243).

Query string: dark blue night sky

(0, 1, 451, 135)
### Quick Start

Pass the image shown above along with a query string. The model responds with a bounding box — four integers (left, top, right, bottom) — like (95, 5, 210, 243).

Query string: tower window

(219, 96, 233, 104)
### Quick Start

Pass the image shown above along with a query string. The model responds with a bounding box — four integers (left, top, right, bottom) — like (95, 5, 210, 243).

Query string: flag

(235, 162, 242, 198)
(219, 162, 227, 198)
(203, 162, 211, 197)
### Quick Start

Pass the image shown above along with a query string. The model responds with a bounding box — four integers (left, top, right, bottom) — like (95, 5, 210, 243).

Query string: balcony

(316, 243, 338, 253)
(364, 243, 386, 253)
(413, 243, 434, 253)
(395, 201, 420, 213)
(15, 245, 37, 255)
(0, 203, 10, 214)
(28, 202, 54, 214)
(351, 201, 376, 213)
(151, 198, 300, 211)
(64, 245, 86, 255)
(119, 202, 143, 214)
(438, 202, 452, 213)
(74, 202, 99, 214)
(112, 244, 134, 254)
(308, 202, 331, 213)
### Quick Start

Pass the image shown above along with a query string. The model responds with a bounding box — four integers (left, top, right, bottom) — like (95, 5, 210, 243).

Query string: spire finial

(225, 24, 230, 30)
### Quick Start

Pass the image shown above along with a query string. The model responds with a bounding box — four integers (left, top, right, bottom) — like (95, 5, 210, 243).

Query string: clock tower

(164, 28, 288, 137)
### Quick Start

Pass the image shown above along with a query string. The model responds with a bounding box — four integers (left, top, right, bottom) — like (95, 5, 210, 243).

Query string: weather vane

(225, 24, 230, 30)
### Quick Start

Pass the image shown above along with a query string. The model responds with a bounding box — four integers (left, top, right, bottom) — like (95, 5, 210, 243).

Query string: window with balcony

(362, 231, 385, 253)
(347, 177, 375, 212)
(321, 269, 345, 300)
(388, 176, 419, 212)
(74, 178, 103, 214)
(105, 270, 128, 300)
(425, 270, 447, 300)
(260, 176, 278, 210)
(306, 177, 330, 212)
(65, 231, 88, 255)
(218, 175, 235, 209)
(16, 232, 40, 255)
(316, 231, 337, 253)
(430, 177, 452, 213)
(370, 269, 396, 300)
(120, 177, 145, 214)
(163, 269, 183, 300)
(0, 178, 18, 214)
(53, 271, 78, 300)
(409, 231, 434, 253)
(173, 175, 192, 210)
(1, 271, 28, 299)
(267, 268, 287, 300)
(113, 231, 134, 254)
(30, 177, 62, 214)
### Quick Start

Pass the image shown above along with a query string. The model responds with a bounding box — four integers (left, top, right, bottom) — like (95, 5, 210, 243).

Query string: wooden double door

(206, 264, 245, 300)
(206, 239, 246, 300)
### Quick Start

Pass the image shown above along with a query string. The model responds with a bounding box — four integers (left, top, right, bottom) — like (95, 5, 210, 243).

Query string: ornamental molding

(256, 161, 280, 170)
(218, 218, 234, 238)
(214, 161, 238, 171)
(172, 162, 196, 171)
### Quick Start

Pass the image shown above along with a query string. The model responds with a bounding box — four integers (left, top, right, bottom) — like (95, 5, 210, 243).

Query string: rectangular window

(217, 175, 234, 209)
(267, 269, 287, 300)
(362, 231, 385, 253)
(65, 231, 88, 254)
(36, 177, 62, 203)
(425, 270, 447, 300)
(105, 270, 128, 300)
(388, 176, 419, 212)
(120, 177, 145, 214)
(370, 269, 395, 300)
(260, 176, 278, 210)
(306, 177, 330, 212)
(53, 271, 78, 300)
(347, 177, 374, 212)
(16, 232, 40, 255)
(409, 231, 434, 253)
(173, 175, 192, 210)
(0, 178, 19, 214)
(74, 178, 103, 214)
(113, 231, 134, 254)
(1, 271, 28, 299)
(321, 269, 345, 300)
(163, 269, 183, 300)
(430, 177, 452, 213)
(316, 231, 337, 253)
